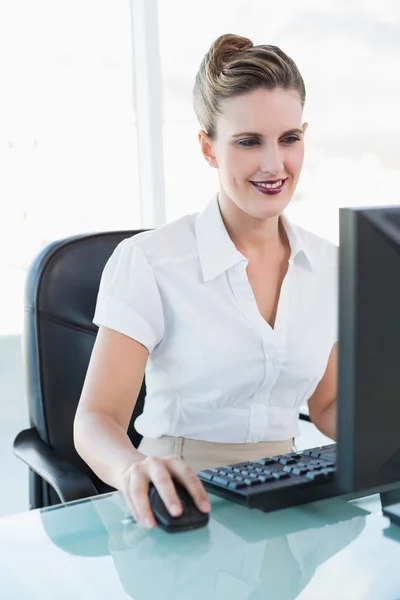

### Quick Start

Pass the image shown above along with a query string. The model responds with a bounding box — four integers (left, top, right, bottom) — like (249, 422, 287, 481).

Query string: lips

(250, 179, 287, 195)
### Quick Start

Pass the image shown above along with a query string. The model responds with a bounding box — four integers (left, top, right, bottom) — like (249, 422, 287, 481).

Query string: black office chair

(13, 230, 148, 509)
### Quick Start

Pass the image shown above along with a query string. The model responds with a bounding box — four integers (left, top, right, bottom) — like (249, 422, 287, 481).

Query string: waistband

(173, 403, 300, 443)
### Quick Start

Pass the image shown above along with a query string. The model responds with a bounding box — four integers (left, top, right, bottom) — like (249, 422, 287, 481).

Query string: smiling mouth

(250, 179, 287, 194)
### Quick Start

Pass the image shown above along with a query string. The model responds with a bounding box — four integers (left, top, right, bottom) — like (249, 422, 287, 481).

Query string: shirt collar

(280, 213, 315, 272)
(195, 195, 246, 282)
(195, 195, 314, 283)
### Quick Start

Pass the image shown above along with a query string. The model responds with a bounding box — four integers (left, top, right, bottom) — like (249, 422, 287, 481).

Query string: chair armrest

(299, 412, 311, 423)
(13, 428, 99, 504)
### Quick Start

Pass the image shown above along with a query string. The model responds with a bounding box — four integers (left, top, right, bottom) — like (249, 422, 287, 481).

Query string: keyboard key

(244, 478, 262, 486)
(302, 445, 337, 462)
(279, 458, 297, 465)
(199, 471, 214, 481)
(320, 468, 331, 475)
(273, 472, 290, 480)
(257, 475, 274, 483)
(241, 470, 250, 476)
(269, 468, 281, 475)
(212, 476, 230, 486)
(256, 458, 275, 466)
(302, 449, 314, 456)
(303, 448, 324, 458)
(318, 453, 336, 462)
(283, 465, 296, 473)
(228, 481, 247, 490)
(305, 471, 326, 481)
(292, 467, 308, 475)
(309, 452, 323, 459)
(320, 468, 335, 478)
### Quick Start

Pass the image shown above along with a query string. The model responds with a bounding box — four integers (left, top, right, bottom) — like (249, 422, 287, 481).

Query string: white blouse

(93, 195, 338, 443)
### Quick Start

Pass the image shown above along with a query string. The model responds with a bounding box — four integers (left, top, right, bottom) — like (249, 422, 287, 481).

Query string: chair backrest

(24, 230, 148, 497)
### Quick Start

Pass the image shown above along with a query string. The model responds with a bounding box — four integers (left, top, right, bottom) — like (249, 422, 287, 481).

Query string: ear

(302, 122, 308, 134)
(198, 130, 218, 169)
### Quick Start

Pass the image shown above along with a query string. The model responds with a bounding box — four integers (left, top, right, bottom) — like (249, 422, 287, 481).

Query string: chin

(250, 197, 290, 221)
(225, 188, 291, 220)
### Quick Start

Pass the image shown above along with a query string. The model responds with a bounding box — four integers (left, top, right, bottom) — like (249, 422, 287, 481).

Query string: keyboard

(198, 443, 339, 513)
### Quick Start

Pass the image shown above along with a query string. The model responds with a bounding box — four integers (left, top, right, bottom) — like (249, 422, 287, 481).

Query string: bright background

(1, 0, 400, 334)
(0, 0, 399, 516)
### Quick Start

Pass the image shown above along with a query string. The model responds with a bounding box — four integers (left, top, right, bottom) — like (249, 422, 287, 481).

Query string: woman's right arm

(73, 325, 210, 529)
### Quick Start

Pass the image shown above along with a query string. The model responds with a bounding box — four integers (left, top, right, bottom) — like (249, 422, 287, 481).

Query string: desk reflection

(87, 494, 367, 600)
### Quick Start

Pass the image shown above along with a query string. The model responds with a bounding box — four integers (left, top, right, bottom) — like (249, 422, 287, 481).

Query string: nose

(260, 144, 284, 177)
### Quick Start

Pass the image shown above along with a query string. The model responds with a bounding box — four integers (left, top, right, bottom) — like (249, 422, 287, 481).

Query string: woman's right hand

(118, 454, 212, 529)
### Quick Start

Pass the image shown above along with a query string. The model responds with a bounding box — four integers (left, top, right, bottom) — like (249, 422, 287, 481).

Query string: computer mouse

(149, 480, 210, 533)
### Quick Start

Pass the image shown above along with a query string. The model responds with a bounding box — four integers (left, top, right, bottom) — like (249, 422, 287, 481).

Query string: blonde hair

(193, 33, 306, 138)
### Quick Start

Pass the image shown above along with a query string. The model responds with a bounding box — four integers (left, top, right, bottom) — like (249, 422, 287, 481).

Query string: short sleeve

(93, 239, 165, 353)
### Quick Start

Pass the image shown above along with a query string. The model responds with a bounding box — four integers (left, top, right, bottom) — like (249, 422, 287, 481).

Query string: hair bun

(207, 34, 253, 80)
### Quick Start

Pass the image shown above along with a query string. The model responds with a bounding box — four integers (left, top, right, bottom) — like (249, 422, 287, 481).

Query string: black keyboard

(198, 444, 339, 513)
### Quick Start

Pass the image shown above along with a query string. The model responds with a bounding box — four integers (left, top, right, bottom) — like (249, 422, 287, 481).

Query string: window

(0, 0, 139, 335)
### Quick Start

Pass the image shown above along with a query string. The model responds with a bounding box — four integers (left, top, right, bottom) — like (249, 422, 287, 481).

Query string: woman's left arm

(307, 343, 337, 440)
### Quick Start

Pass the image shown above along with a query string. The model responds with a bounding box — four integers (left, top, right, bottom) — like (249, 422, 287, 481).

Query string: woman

(74, 34, 338, 529)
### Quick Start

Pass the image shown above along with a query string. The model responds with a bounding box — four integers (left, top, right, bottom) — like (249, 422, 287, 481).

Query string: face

(199, 87, 308, 221)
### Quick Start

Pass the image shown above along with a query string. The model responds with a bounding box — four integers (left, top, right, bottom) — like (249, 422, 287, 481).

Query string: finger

(127, 465, 156, 529)
(147, 458, 184, 517)
(167, 456, 211, 513)
(118, 474, 140, 523)
(121, 486, 138, 522)
(118, 467, 141, 524)
(124, 496, 139, 524)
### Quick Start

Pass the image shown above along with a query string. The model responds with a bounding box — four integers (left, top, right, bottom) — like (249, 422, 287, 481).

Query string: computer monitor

(337, 205, 400, 494)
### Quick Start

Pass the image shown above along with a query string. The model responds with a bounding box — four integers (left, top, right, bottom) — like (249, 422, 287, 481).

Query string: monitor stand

(380, 487, 400, 509)
(380, 486, 400, 531)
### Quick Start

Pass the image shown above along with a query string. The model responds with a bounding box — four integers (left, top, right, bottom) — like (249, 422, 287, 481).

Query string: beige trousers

(137, 435, 294, 473)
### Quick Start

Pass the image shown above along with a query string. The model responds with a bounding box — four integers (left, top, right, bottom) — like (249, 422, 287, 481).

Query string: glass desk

(0, 491, 399, 599)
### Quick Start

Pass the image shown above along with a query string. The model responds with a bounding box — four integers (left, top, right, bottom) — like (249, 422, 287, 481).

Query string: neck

(217, 192, 288, 258)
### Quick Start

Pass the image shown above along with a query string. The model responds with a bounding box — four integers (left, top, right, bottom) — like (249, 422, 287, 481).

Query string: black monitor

(337, 205, 400, 494)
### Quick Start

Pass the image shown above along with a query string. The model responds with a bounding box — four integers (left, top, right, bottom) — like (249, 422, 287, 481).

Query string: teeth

(254, 180, 284, 189)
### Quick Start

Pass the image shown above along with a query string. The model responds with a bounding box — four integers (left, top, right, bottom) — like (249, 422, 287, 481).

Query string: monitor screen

(337, 206, 400, 493)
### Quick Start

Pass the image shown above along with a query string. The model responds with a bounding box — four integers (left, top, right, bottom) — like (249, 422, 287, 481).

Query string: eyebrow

(231, 128, 304, 138)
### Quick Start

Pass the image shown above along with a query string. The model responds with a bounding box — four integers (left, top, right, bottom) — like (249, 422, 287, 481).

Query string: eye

(281, 135, 300, 144)
(236, 138, 261, 148)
